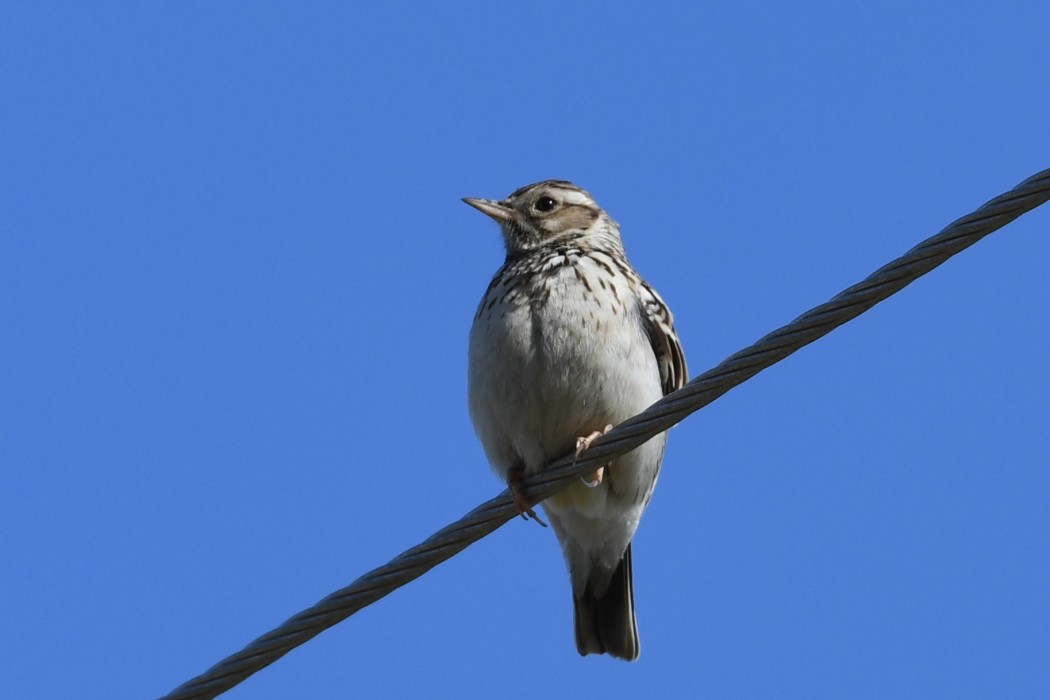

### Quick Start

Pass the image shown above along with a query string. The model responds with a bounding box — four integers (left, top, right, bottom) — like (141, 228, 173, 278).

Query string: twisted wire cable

(162, 169, 1050, 700)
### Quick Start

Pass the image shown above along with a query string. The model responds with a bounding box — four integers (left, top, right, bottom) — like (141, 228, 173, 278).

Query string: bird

(464, 180, 687, 661)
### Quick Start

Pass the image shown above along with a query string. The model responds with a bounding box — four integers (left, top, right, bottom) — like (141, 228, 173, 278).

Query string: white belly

(468, 260, 665, 537)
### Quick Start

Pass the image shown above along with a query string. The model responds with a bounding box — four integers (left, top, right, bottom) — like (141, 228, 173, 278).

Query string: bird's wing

(637, 280, 687, 396)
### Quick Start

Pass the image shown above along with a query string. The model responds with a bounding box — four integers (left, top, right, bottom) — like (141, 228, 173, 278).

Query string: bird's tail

(573, 543, 639, 661)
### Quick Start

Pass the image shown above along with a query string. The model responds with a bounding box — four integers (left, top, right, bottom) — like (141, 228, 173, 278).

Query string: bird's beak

(462, 197, 514, 223)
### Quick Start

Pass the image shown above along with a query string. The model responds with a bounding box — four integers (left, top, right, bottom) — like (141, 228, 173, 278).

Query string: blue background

(2, 3, 1048, 698)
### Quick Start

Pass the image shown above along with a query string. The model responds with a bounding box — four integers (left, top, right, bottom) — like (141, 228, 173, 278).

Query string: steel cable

(162, 169, 1050, 699)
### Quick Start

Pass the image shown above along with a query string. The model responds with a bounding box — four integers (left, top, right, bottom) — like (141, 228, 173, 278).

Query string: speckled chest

(477, 244, 638, 343)
(470, 243, 658, 403)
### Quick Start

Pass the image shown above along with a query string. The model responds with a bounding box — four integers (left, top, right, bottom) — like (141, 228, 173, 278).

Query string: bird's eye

(534, 196, 557, 213)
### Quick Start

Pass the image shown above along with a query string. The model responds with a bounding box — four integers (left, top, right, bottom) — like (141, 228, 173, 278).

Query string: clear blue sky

(2, 3, 1048, 698)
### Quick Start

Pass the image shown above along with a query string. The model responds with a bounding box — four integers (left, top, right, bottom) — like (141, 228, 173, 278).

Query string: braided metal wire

(162, 169, 1050, 699)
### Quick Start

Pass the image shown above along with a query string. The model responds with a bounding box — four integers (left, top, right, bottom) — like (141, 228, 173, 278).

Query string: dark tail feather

(573, 544, 640, 661)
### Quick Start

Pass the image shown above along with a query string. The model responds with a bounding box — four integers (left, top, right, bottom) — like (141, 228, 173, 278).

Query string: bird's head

(463, 180, 620, 256)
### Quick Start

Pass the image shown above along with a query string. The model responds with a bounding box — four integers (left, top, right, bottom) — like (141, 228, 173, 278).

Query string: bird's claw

(508, 466, 548, 527)
(575, 424, 613, 487)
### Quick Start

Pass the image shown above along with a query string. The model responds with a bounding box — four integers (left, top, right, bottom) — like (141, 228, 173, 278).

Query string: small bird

(464, 180, 687, 660)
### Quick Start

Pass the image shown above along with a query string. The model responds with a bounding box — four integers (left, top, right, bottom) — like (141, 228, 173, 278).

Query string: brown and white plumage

(464, 180, 686, 660)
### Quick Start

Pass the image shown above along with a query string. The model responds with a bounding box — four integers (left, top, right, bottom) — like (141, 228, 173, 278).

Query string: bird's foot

(575, 424, 614, 487)
(508, 465, 547, 527)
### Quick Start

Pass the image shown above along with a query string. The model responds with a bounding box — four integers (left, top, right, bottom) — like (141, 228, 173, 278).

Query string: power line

(161, 169, 1050, 699)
